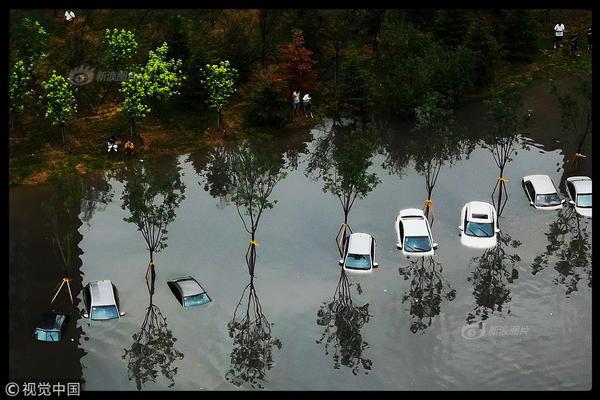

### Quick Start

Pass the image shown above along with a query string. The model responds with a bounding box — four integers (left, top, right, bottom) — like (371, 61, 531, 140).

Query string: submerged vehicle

(168, 277, 211, 308)
(339, 232, 379, 273)
(395, 208, 438, 257)
(33, 311, 68, 342)
(566, 176, 592, 218)
(82, 280, 125, 320)
(458, 201, 500, 249)
(522, 175, 564, 210)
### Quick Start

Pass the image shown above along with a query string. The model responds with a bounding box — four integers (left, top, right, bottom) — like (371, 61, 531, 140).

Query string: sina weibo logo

(68, 64, 95, 85)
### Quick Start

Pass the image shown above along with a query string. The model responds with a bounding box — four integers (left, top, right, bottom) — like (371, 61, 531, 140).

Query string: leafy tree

(464, 16, 501, 86)
(430, 45, 476, 107)
(257, 10, 282, 69)
(9, 60, 33, 135)
(277, 29, 318, 94)
(321, 10, 359, 86)
(40, 72, 77, 147)
(120, 71, 151, 139)
(104, 28, 139, 69)
(202, 60, 238, 129)
(433, 10, 471, 49)
(13, 17, 48, 69)
(214, 12, 256, 82)
(498, 10, 539, 62)
(337, 56, 374, 122)
(243, 67, 289, 128)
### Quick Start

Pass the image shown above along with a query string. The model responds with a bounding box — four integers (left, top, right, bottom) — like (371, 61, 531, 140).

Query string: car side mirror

(338, 259, 344, 266)
(458, 225, 463, 230)
(396, 243, 402, 250)
(529, 201, 534, 206)
(561, 199, 566, 204)
(83, 312, 89, 319)
(119, 311, 126, 317)
(432, 243, 439, 249)
(373, 262, 379, 268)
(569, 200, 575, 206)
(495, 228, 501, 233)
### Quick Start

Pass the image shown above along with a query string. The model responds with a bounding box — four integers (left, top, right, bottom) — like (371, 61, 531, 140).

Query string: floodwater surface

(9, 81, 592, 390)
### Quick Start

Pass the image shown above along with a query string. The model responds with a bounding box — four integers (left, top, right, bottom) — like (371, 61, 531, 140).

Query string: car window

(465, 222, 494, 238)
(168, 282, 184, 305)
(399, 221, 404, 241)
(183, 293, 211, 307)
(34, 329, 60, 342)
(567, 182, 576, 200)
(345, 253, 371, 270)
(91, 305, 119, 320)
(84, 286, 91, 312)
(577, 193, 592, 208)
(536, 193, 561, 207)
(525, 182, 535, 199)
(404, 236, 432, 252)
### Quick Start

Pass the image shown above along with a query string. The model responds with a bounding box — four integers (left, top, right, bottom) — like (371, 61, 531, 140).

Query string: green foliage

(120, 71, 151, 119)
(433, 10, 471, 49)
(337, 57, 374, 120)
(104, 28, 139, 69)
(464, 17, 501, 86)
(13, 17, 48, 68)
(202, 60, 238, 113)
(430, 45, 476, 106)
(9, 60, 33, 114)
(40, 72, 77, 127)
(498, 10, 539, 62)
(244, 78, 289, 128)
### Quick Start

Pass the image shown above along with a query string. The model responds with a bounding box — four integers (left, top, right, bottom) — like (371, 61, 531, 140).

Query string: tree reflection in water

(466, 232, 521, 326)
(531, 207, 592, 296)
(224, 140, 285, 389)
(317, 268, 372, 375)
(398, 257, 456, 333)
(122, 266, 183, 390)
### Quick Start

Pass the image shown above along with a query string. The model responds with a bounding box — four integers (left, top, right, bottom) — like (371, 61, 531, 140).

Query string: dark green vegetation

(9, 9, 592, 185)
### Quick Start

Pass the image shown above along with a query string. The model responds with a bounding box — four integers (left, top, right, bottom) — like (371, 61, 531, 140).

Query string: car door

(525, 181, 536, 203)
(567, 181, 576, 202)
(399, 219, 404, 244)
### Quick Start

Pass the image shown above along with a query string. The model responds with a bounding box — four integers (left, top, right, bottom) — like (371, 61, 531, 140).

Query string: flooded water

(9, 81, 592, 390)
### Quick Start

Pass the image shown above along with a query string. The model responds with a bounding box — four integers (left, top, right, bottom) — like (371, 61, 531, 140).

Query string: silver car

(82, 280, 125, 320)
(168, 277, 211, 308)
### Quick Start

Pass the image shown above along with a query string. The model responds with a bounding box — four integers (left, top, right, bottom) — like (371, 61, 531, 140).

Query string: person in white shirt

(554, 22, 565, 49)
(303, 93, 313, 118)
(64, 10, 76, 24)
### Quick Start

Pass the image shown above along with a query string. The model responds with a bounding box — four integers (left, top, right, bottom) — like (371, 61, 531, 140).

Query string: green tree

(464, 17, 501, 86)
(243, 67, 289, 128)
(498, 10, 539, 62)
(9, 60, 33, 135)
(104, 28, 139, 69)
(433, 10, 470, 49)
(202, 60, 238, 129)
(13, 17, 48, 69)
(337, 56, 374, 122)
(40, 72, 77, 147)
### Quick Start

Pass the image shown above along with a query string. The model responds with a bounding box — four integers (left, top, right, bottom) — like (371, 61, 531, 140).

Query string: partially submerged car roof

(90, 280, 117, 306)
(347, 233, 372, 255)
(467, 201, 493, 223)
(399, 208, 425, 218)
(37, 311, 67, 331)
(524, 175, 557, 194)
(171, 277, 205, 297)
(568, 176, 592, 194)
(402, 217, 429, 237)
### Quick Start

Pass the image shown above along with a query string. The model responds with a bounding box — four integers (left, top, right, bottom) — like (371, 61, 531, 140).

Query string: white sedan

(395, 208, 437, 257)
(458, 201, 500, 249)
(566, 176, 592, 218)
(339, 232, 379, 273)
(522, 174, 564, 210)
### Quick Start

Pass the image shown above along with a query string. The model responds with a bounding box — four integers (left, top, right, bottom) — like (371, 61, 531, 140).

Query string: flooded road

(9, 81, 592, 390)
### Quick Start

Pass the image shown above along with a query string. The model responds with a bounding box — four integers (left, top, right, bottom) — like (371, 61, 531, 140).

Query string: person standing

(570, 32, 579, 57)
(554, 21, 565, 49)
(587, 26, 592, 52)
(303, 93, 313, 118)
(64, 10, 76, 24)
(292, 91, 300, 116)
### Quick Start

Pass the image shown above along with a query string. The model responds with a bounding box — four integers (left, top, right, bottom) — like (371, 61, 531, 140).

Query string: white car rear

(458, 201, 499, 249)
(395, 208, 437, 257)
(339, 233, 378, 273)
(522, 175, 564, 210)
(566, 176, 592, 218)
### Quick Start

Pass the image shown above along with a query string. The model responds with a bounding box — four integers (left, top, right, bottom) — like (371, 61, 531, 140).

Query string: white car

(522, 174, 564, 210)
(395, 208, 438, 257)
(82, 280, 125, 320)
(458, 201, 500, 249)
(339, 233, 379, 273)
(566, 176, 592, 218)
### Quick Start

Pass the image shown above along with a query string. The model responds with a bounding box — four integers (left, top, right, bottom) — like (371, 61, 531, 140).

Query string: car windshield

(404, 236, 432, 252)
(577, 193, 592, 208)
(345, 253, 372, 270)
(183, 293, 210, 307)
(34, 329, 60, 342)
(91, 305, 119, 320)
(465, 222, 494, 238)
(536, 193, 561, 206)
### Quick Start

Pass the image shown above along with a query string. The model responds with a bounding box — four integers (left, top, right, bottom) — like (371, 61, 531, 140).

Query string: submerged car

(522, 175, 564, 210)
(566, 176, 592, 218)
(395, 208, 438, 257)
(82, 280, 125, 320)
(168, 277, 211, 307)
(33, 311, 68, 342)
(458, 201, 500, 249)
(339, 232, 379, 273)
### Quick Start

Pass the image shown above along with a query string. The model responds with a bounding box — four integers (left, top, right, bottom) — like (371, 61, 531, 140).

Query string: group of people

(292, 91, 313, 119)
(553, 22, 592, 56)
(107, 135, 135, 156)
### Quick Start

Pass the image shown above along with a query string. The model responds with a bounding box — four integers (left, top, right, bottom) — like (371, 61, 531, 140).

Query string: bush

(244, 68, 289, 128)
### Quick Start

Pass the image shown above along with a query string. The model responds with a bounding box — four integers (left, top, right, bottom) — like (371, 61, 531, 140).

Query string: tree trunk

(61, 124, 67, 145)
(334, 47, 341, 88)
(217, 109, 222, 129)
(129, 116, 137, 139)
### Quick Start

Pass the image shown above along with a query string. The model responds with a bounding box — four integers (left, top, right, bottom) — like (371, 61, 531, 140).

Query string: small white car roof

(523, 175, 557, 194)
(467, 201, 493, 223)
(399, 208, 425, 218)
(175, 278, 203, 297)
(90, 280, 116, 306)
(347, 233, 372, 255)
(402, 217, 429, 237)
(568, 176, 592, 194)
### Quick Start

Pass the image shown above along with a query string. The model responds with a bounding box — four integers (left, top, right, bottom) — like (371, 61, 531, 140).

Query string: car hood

(460, 233, 497, 249)
(575, 207, 592, 218)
